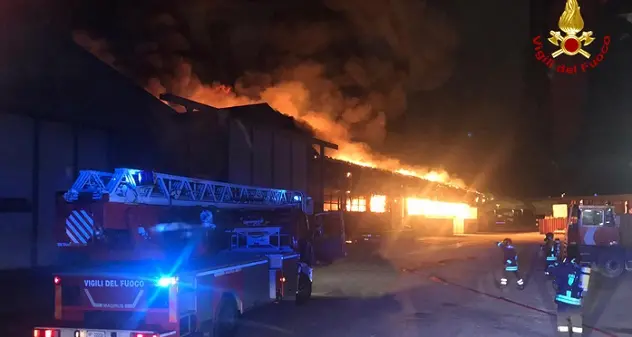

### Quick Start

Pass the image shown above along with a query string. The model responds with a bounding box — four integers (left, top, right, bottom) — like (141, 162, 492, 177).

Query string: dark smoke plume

(72, 0, 462, 185)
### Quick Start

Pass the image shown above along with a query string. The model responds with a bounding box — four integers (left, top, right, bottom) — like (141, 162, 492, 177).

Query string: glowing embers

(406, 198, 475, 219)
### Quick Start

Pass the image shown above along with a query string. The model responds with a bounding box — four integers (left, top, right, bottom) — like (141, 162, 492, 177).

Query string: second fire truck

(566, 203, 632, 278)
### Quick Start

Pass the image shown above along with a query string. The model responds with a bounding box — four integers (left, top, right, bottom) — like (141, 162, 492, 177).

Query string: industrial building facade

(0, 31, 330, 269)
(314, 158, 480, 237)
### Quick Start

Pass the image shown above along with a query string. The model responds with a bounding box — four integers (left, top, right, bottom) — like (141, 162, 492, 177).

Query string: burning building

(312, 156, 482, 238)
(0, 23, 335, 270)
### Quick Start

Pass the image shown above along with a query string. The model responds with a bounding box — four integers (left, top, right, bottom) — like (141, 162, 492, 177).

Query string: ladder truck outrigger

(34, 168, 316, 337)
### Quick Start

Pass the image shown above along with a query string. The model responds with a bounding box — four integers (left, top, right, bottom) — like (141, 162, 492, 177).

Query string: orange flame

(150, 64, 469, 190)
(70, 33, 474, 192)
(183, 83, 468, 189)
(406, 198, 476, 219)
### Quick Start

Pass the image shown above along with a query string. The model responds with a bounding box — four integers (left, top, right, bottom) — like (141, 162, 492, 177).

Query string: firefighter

(496, 238, 524, 290)
(554, 238, 562, 258)
(542, 232, 558, 276)
(550, 245, 586, 336)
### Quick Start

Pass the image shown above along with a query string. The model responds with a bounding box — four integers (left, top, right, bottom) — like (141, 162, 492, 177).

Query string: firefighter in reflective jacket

(550, 245, 589, 336)
(554, 238, 562, 258)
(497, 238, 524, 289)
(542, 232, 558, 275)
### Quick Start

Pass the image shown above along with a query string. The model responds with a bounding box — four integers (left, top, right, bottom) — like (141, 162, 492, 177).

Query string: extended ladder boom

(64, 168, 309, 211)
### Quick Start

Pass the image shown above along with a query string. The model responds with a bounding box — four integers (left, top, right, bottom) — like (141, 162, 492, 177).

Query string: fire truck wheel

(214, 295, 240, 337)
(296, 274, 312, 305)
(599, 255, 625, 278)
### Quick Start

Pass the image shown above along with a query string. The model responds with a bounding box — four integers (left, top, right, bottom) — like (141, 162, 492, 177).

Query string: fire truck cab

(34, 168, 316, 337)
(566, 204, 632, 278)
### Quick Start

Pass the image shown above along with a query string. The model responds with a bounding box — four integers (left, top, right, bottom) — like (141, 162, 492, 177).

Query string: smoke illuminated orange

(71, 29, 476, 194)
(156, 75, 469, 190)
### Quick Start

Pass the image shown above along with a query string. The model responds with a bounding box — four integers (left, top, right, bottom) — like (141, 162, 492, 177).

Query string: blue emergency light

(156, 276, 177, 287)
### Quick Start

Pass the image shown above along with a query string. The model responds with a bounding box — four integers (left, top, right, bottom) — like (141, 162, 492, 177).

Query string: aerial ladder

(60, 168, 313, 252)
(36, 169, 314, 337)
(64, 168, 309, 209)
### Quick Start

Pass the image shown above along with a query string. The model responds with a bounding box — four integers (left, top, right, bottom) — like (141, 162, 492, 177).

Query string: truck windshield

(580, 209, 604, 226)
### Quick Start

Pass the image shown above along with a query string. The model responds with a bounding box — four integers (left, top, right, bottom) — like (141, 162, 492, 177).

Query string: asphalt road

(4, 232, 631, 336)
(584, 269, 632, 336)
(237, 233, 626, 337)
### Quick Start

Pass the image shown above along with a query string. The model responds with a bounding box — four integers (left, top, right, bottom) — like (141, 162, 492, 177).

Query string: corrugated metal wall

(228, 120, 309, 191)
(539, 217, 567, 234)
(0, 113, 109, 270)
(0, 113, 34, 269)
(0, 111, 313, 270)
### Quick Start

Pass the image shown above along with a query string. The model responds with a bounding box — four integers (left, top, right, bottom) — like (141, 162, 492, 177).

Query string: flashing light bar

(156, 276, 177, 287)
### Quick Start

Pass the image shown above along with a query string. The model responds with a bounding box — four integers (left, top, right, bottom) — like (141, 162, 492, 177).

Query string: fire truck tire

(296, 273, 312, 305)
(598, 255, 625, 278)
(213, 295, 240, 337)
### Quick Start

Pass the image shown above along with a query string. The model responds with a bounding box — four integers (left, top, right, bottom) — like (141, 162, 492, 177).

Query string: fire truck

(33, 168, 316, 337)
(566, 203, 632, 278)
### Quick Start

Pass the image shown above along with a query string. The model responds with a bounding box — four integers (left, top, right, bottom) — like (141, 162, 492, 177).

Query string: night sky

(7, 0, 632, 198)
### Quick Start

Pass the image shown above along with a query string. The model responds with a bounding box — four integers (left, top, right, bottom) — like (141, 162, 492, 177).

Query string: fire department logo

(532, 0, 611, 74)
(548, 0, 594, 58)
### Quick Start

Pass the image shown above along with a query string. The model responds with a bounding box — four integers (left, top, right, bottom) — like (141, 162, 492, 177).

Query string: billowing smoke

(72, 0, 462, 186)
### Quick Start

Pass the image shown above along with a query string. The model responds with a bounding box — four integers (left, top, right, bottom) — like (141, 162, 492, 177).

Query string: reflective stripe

(546, 256, 557, 261)
(555, 294, 581, 306)
(572, 327, 583, 333)
(505, 266, 518, 271)
(557, 326, 569, 332)
(517, 279, 524, 285)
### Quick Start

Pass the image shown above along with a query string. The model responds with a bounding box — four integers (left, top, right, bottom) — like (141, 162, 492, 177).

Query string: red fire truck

(566, 203, 632, 278)
(33, 168, 316, 337)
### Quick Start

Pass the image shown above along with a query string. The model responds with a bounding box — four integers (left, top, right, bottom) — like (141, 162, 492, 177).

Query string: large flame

(349, 195, 477, 220)
(166, 80, 469, 189)
(559, 0, 584, 35)
(71, 31, 470, 191)
(406, 198, 476, 219)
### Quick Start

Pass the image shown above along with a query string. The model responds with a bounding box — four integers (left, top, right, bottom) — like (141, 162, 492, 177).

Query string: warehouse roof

(0, 23, 176, 131)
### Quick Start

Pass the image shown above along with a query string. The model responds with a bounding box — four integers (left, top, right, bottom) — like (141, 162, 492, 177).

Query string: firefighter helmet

(545, 232, 554, 240)
(502, 238, 513, 245)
